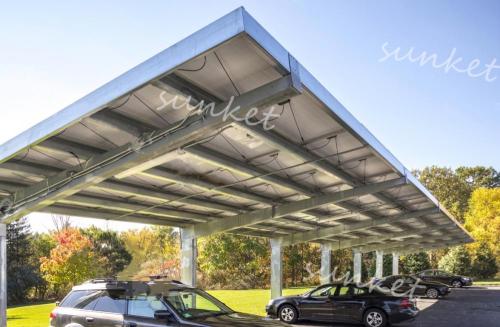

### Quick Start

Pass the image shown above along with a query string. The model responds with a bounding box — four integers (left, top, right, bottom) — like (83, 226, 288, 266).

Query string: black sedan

(266, 283, 418, 327)
(376, 274, 450, 299)
(416, 269, 473, 288)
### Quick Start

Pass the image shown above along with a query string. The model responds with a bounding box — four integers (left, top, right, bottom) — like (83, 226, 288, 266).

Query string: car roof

(71, 280, 193, 292)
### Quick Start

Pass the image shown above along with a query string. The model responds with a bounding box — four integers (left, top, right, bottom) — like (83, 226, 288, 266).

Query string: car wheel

(363, 308, 387, 327)
(426, 288, 439, 299)
(278, 304, 298, 324)
(452, 280, 463, 288)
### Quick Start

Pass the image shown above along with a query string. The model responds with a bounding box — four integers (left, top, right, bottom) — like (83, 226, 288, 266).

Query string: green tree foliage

(6, 218, 43, 304)
(82, 226, 132, 277)
(438, 245, 472, 275)
(284, 244, 320, 286)
(120, 227, 179, 280)
(456, 166, 500, 189)
(415, 167, 470, 222)
(30, 233, 56, 300)
(469, 242, 498, 279)
(400, 252, 431, 274)
(415, 166, 499, 222)
(198, 234, 270, 289)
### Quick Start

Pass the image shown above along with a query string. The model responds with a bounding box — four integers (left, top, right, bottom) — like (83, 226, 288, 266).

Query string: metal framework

(0, 8, 473, 320)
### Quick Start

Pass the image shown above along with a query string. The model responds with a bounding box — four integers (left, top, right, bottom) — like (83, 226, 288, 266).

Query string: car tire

(363, 308, 387, 327)
(426, 288, 439, 299)
(452, 280, 463, 288)
(278, 304, 298, 324)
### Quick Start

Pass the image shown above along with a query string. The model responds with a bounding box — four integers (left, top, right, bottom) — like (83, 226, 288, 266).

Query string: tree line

(6, 166, 499, 305)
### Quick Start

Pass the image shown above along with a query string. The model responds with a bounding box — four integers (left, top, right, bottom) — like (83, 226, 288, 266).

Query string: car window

(334, 285, 352, 297)
(60, 291, 90, 308)
(94, 291, 126, 314)
(437, 270, 452, 277)
(403, 276, 416, 283)
(310, 285, 335, 297)
(421, 270, 434, 276)
(61, 290, 102, 310)
(127, 295, 168, 318)
(353, 287, 368, 296)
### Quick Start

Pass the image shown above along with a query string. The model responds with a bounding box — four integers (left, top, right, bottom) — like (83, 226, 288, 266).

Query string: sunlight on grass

(7, 303, 56, 327)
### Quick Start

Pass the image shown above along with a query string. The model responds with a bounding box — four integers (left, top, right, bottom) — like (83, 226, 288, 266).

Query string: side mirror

(154, 310, 172, 320)
(55, 301, 60, 307)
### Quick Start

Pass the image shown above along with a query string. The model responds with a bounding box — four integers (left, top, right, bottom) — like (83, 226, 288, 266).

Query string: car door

(298, 285, 335, 322)
(419, 270, 435, 282)
(404, 276, 427, 296)
(331, 285, 362, 323)
(68, 289, 104, 327)
(124, 294, 179, 327)
(435, 270, 453, 285)
(90, 290, 126, 327)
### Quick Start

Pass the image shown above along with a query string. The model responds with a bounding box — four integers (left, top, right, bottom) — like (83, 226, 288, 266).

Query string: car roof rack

(85, 277, 118, 284)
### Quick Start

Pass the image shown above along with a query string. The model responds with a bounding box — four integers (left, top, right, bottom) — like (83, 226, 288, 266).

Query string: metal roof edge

(0, 7, 247, 164)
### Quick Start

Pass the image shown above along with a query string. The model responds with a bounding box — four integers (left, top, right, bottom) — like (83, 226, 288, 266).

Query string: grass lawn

(6, 287, 313, 326)
(474, 279, 500, 286)
(7, 303, 56, 327)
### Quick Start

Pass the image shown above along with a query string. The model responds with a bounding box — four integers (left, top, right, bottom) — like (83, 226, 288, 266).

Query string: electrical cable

(214, 51, 241, 96)
(107, 94, 133, 111)
(133, 94, 171, 125)
(178, 56, 207, 72)
(288, 100, 305, 144)
(79, 121, 119, 148)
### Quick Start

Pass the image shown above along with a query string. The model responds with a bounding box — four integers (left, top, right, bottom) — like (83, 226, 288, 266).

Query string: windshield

(163, 288, 233, 320)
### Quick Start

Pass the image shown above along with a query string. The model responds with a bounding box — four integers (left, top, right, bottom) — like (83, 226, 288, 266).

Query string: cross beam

(279, 207, 439, 246)
(185, 177, 407, 238)
(325, 223, 455, 251)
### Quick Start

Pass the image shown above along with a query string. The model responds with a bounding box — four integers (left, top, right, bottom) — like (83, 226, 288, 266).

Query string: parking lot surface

(293, 287, 500, 327)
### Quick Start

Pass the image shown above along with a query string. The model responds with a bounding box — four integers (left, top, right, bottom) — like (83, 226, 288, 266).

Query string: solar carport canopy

(0, 7, 471, 252)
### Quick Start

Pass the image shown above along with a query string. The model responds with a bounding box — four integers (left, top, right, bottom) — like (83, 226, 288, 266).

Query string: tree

(414, 167, 470, 222)
(438, 246, 472, 275)
(6, 218, 42, 304)
(120, 227, 179, 280)
(30, 233, 56, 300)
(456, 166, 500, 189)
(198, 234, 270, 289)
(470, 242, 498, 279)
(82, 227, 132, 277)
(40, 228, 102, 296)
(464, 188, 500, 265)
(400, 252, 430, 274)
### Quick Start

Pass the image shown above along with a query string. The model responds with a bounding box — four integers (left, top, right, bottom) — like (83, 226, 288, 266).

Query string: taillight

(400, 298, 412, 309)
(49, 311, 56, 319)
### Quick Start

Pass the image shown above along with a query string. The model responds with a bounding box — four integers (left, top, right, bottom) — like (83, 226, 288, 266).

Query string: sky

(1, 0, 499, 232)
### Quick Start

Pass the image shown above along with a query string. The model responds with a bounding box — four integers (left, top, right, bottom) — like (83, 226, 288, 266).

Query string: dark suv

(50, 279, 287, 327)
(416, 269, 473, 288)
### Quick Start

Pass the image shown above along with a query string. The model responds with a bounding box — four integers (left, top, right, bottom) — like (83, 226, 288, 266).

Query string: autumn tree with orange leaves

(40, 228, 103, 296)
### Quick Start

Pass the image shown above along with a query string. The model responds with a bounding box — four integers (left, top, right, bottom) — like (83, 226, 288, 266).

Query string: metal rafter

(1, 75, 302, 223)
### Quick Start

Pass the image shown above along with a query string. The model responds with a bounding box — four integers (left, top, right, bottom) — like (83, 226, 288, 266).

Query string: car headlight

(267, 299, 275, 306)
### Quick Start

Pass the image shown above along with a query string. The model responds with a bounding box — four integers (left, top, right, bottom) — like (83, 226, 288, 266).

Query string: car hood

(189, 312, 288, 326)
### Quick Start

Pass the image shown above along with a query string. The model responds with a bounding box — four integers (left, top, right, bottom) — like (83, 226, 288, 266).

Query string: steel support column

(180, 230, 197, 287)
(0, 224, 6, 327)
(392, 252, 399, 275)
(320, 243, 332, 284)
(270, 239, 283, 299)
(375, 250, 384, 279)
(353, 248, 362, 283)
